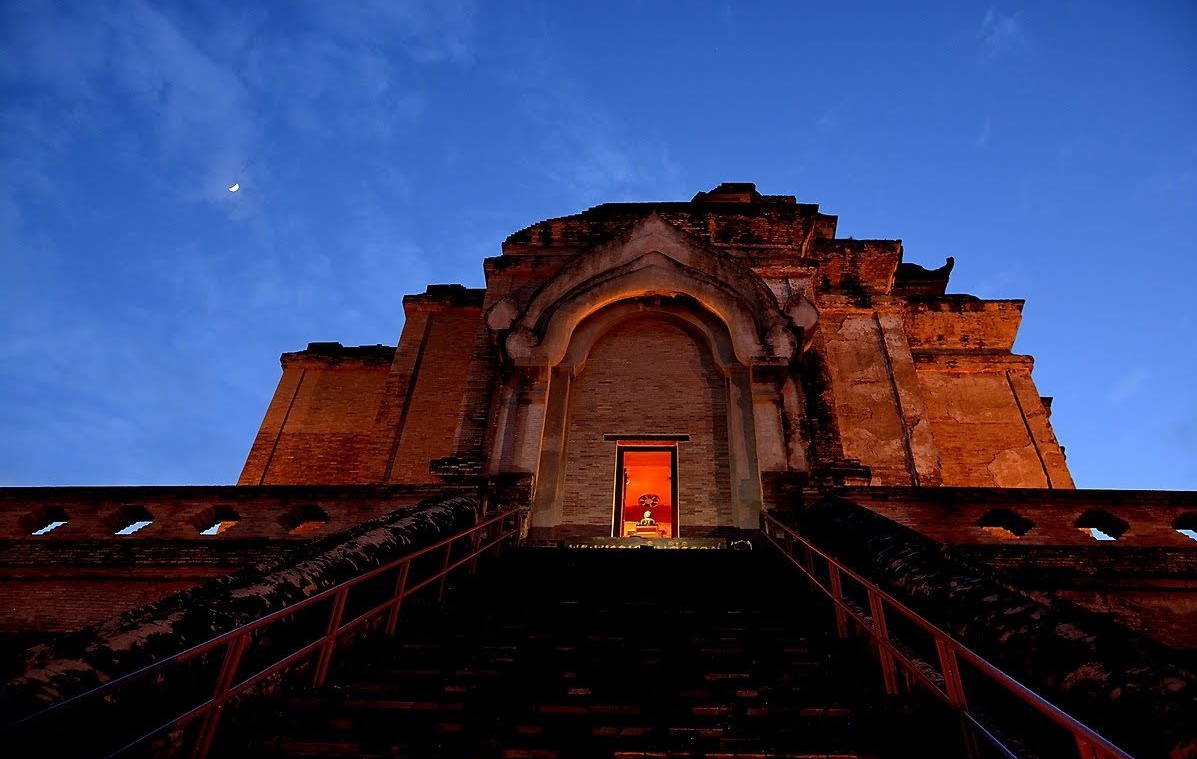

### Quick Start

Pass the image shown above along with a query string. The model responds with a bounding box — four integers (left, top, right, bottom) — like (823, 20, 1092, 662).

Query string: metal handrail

(761, 510, 1136, 759)
(6, 505, 524, 759)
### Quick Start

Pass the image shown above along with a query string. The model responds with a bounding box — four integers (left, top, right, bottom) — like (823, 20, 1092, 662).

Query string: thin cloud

(815, 106, 840, 133)
(976, 118, 992, 149)
(979, 8, 1028, 58)
(307, 0, 477, 64)
(1106, 368, 1150, 404)
(499, 12, 682, 206)
(522, 90, 683, 205)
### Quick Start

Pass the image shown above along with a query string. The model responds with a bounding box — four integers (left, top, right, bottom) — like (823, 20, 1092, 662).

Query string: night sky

(1, 1, 1194, 488)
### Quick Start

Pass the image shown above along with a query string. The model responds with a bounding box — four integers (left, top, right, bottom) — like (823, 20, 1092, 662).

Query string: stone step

(221, 550, 946, 759)
(247, 732, 880, 756)
(310, 674, 874, 705)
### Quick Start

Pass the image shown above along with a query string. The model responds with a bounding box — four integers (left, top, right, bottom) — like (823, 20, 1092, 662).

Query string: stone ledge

(402, 283, 486, 310)
(0, 483, 474, 540)
(280, 342, 396, 367)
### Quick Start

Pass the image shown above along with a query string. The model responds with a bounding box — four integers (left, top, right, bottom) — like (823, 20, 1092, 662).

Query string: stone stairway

(221, 548, 973, 758)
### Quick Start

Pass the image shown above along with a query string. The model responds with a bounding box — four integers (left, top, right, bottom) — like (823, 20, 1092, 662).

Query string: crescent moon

(228, 183, 240, 192)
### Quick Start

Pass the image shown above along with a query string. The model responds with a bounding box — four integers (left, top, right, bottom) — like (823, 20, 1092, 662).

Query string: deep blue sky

(1, 1, 1194, 489)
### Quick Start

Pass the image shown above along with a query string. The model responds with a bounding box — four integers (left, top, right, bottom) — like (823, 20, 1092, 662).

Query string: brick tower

(241, 182, 1070, 536)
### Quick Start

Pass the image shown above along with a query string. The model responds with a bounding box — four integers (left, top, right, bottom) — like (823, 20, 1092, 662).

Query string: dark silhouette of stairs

(223, 548, 970, 758)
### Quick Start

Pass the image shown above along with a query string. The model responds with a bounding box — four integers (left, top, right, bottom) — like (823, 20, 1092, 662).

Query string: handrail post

(867, 588, 901, 696)
(313, 587, 349, 688)
(512, 508, 525, 549)
(385, 560, 412, 637)
(935, 639, 968, 709)
(436, 539, 454, 603)
(191, 633, 248, 759)
(936, 638, 979, 758)
(491, 515, 505, 557)
(800, 544, 817, 593)
(1075, 735, 1104, 759)
(468, 524, 484, 575)
(827, 564, 850, 639)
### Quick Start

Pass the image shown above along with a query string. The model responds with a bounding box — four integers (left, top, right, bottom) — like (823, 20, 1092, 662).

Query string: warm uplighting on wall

(194, 505, 242, 536)
(982, 526, 1021, 540)
(107, 505, 155, 536)
(977, 509, 1033, 540)
(279, 504, 330, 535)
(200, 520, 239, 535)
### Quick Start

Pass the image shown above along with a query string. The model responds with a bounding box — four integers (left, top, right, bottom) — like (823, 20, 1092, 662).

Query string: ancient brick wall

(0, 484, 470, 632)
(815, 295, 1071, 490)
(1, 576, 211, 634)
(820, 311, 917, 485)
(6, 492, 485, 713)
(559, 317, 732, 534)
(386, 306, 484, 483)
(254, 362, 394, 484)
(239, 288, 487, 487)
(915, 366, 1072, 487)
(239, 360, 306, 484)
(838, 486, 1197, 545)
(239, 345, 398, 485)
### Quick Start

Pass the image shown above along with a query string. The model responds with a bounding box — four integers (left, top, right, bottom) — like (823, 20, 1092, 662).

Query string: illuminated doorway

(613, 444, 679, 538)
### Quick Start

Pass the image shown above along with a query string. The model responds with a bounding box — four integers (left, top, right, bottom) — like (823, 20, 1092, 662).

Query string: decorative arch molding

(557, 296, 740, 372)
(487, 214, 814, 368)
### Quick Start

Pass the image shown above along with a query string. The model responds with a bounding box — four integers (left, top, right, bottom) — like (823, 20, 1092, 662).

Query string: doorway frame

(611, 443, 680, 538)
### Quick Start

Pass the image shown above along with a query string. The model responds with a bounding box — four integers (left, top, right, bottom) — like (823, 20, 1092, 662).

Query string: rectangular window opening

(613, 444, 679, 539)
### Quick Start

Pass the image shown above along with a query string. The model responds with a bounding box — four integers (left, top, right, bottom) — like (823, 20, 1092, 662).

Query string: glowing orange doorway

(613, 445, 679, 538)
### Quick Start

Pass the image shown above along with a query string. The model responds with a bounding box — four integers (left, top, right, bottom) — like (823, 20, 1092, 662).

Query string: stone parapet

(837, 484, 1197, 547)
(4, 490, 483, 714)
(0, 484, 482, 634)
(0, 483, 470, 541)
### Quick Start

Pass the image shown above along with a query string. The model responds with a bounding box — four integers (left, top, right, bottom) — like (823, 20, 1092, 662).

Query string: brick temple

(2, 184, 1195, 758)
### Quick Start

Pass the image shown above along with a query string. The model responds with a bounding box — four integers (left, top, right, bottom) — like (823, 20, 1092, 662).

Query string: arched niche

(557, 296, 739, 372)
(528, 298, 763, 538)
